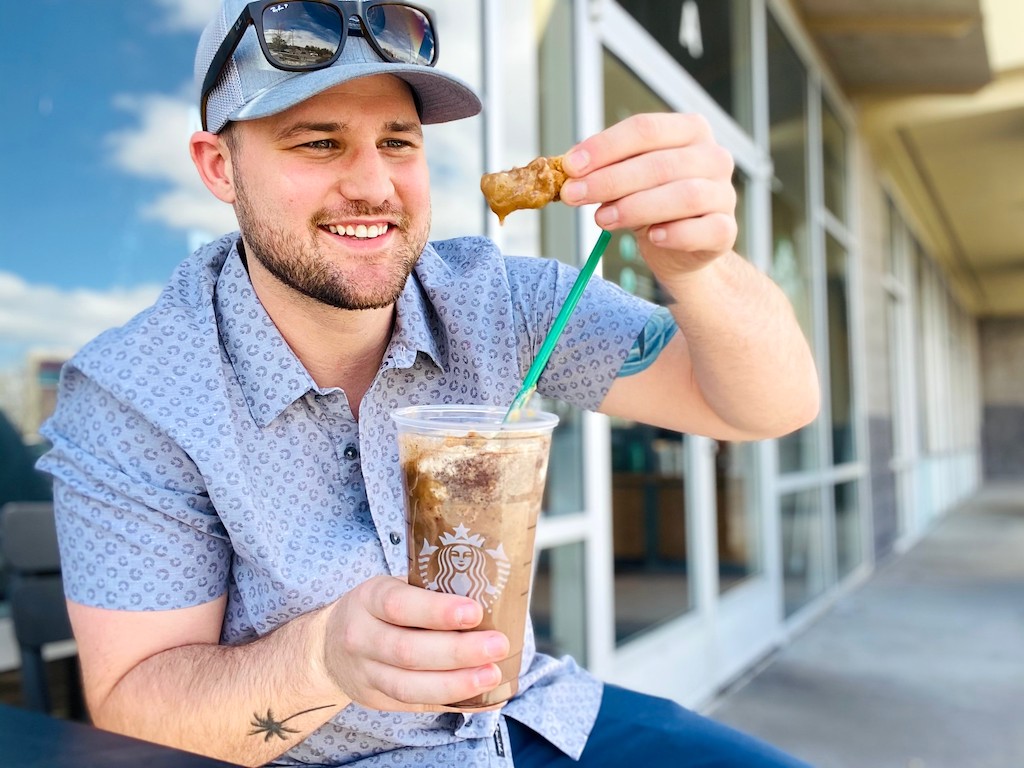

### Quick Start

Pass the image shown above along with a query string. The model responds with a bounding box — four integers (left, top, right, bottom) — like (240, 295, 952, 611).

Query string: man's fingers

(646, 214, 739, 262)
(591, 178, 737, 234)
(363, 576, 483, 630)
(563, 112, 715, 176)
(562, 144, 732, 207)
(348, 622, 509, 672)
(361, 660, 504, 710)
(325, 578, 513, 711)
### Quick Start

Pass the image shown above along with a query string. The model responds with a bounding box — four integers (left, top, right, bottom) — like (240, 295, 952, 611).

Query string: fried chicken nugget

(480, 155, 568, 224)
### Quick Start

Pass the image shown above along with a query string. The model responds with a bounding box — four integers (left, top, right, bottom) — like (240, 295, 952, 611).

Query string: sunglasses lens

(365, 4, 436, 66)
(262, 2, 343, 68)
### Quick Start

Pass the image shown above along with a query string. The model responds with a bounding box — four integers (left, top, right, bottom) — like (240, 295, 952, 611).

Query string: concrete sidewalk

(708, 483, 1024, 768)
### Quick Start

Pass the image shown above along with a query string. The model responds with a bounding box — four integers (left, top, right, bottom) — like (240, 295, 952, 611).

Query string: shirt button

(389, 531, 402, 545)
(343, 445, 359, 460)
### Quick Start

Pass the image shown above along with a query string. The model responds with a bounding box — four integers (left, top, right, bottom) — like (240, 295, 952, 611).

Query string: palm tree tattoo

(249, 704, 336, 742)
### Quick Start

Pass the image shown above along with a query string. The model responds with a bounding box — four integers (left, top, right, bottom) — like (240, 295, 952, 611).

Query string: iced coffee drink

(392, 405, 558, 708)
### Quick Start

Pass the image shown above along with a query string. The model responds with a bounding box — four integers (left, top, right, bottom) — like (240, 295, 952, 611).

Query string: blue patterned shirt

(38, 234, 653, 766)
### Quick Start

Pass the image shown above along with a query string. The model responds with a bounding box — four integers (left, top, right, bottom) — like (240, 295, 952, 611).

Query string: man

(38, 1, 819, 766)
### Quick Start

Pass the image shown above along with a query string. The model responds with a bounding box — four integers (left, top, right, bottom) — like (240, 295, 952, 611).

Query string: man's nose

(336, 148, 395, 206)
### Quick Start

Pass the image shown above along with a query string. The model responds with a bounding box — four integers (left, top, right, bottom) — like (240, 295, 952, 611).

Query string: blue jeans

(506, 685, 812, 767)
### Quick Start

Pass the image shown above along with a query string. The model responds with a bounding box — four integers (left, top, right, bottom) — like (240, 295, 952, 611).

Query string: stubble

(232, 163, 429, 311)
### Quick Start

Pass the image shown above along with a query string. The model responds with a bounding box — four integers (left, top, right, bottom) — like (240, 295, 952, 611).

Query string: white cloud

(153, 0, 214, 32)
(0, 272, 162, 359)
(105, 92, 239, 237)
(107, 93, 197, 187)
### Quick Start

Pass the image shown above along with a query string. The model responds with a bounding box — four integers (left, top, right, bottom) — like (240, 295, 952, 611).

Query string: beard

(233, 170, 428, 311)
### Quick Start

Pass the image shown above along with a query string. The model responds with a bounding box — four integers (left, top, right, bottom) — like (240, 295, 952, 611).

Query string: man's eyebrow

(274, 121, 346, 142)
(384, 120, 423, 136)
(273, 120, 423, 142)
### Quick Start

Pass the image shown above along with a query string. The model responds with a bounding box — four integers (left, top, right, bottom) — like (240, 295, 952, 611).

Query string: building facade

(3, 0, 1022, 708)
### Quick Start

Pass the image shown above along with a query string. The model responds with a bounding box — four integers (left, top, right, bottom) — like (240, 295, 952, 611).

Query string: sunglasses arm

(200, 7, 256, 132)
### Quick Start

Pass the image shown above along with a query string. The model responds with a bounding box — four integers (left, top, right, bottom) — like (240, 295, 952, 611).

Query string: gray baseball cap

(196, 0, 482, 134)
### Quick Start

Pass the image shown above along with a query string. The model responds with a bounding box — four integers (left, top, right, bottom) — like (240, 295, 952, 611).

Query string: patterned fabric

(38, 233, 654, 766)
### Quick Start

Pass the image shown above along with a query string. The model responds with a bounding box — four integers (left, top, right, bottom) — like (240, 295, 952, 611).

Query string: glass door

(590, 0, 778, 705)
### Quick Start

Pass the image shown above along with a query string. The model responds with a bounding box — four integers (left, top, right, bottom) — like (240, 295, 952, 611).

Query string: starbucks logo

(418, 523, 511, 612)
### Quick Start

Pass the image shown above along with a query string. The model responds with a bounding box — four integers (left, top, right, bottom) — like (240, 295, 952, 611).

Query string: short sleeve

(507, 258, 656, 411)
(37, 365, 231, 610)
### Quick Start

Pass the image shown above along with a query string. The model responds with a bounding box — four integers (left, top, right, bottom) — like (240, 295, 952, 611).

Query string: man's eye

(303, 139, 336, 150)
(382, 139, 412, 149)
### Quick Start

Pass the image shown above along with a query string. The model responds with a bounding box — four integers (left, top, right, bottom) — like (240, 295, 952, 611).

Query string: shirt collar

(215, 243, 318, 428)
(386, 243, 447, 372)
(214, 239, 447, 428)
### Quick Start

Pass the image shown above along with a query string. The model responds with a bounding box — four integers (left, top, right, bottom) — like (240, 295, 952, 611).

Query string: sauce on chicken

(480, 156, 568, 224)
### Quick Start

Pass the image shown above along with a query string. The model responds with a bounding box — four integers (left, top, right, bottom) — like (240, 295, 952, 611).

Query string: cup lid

(391, 404, 558, 434)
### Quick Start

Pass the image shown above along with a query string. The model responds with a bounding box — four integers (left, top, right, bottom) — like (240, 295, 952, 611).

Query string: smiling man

(38, 1, 819, 766)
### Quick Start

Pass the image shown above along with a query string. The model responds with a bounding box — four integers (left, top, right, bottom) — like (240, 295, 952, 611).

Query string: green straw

(504, 229, 613, 422)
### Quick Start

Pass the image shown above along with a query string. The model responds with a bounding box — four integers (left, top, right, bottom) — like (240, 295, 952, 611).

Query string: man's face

(227, 75, 431, 310)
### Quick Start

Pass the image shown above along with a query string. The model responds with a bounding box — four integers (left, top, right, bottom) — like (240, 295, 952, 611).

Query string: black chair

(1, 501, 84, 717)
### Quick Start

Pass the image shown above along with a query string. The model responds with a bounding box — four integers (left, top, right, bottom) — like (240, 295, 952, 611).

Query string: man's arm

(69, 596, 341, 766)
(559, 113, 820, 439)
(600, 251, 819, 440)
(69, 578, 509, 767)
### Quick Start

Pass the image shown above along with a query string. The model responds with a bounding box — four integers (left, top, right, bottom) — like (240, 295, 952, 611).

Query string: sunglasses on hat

(201, 0, 439, 132)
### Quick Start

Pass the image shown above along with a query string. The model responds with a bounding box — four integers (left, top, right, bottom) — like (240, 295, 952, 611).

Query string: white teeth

(325, 223, 390, 239)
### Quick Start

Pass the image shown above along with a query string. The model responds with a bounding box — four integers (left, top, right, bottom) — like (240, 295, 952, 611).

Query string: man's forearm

(91, 606, 346, 767)
(660, 250, 820, 437)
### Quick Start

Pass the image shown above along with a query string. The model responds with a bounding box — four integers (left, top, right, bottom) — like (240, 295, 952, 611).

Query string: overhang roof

(792, 0, 1024, 317)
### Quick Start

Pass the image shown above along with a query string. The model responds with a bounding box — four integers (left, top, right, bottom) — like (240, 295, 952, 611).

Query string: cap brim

(230, 61, 481, 126)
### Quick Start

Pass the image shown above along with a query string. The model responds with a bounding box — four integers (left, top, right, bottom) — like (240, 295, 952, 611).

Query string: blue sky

(2, 0, 202, 292)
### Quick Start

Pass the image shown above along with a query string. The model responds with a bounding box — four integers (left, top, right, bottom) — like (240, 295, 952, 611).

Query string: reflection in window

(914, 245, 931, 452)
(834, 481, 863, 580)
(827, 234, 856, 465)
(716, 440, 761, 594)
(822, 99, 847, 222)
(535, 3, 584, 516)
(539, 396, 585, 517)
(604, 50, 692, 643)
(611, 424, 691, 644)
(530, 543, 586, 663)
(423, 0, 484, 240)
(781, 489, 826, 616)
(767, 12, 818, 474)
(616, 0, 753, 131)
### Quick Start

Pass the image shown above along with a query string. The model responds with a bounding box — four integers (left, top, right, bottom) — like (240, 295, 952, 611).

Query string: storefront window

(834, 481, 863, 580)
(715, 440, 761, 593)
(767, 12, 818, 474)
(616, 0, 754, 132)
(827, 234, 856, 465)
(530, 542, 587, 663)
(604, 50, 693, 644)
(781, 489, 827, 616)
(822, 99, 848, 223)
(915, 245, 932, 453)
(424, 1, 485, 239)
(533, 0, 586, 517)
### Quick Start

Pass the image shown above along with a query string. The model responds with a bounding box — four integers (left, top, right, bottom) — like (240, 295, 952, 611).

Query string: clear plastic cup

(392, 405, 558, 707)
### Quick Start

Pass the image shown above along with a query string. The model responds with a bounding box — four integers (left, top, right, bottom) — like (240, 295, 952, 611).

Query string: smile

(323, 223, 390, 239)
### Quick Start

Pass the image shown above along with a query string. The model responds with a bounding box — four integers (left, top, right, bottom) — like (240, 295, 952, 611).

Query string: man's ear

(190, 131, 237, 204)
